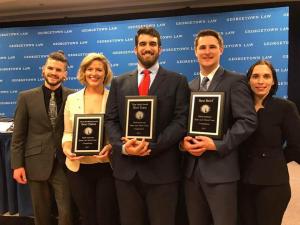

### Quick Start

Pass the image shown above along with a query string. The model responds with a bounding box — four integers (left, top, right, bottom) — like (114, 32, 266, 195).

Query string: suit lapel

(128, 67, 167, 95)
(34, 87, 52, 125)
(55, 85, 73, 127)
(73, 89, 85, 114)
(208, 67, 225, 91)
(61, 86, 69, 105)
(57, 86, 68, 118)
(101, 89, 109, 113)
(71, 88, 108, 114)
(128, 71, 139, 95)
(149, 67, 167, 95)
(189, 77, 201, 91)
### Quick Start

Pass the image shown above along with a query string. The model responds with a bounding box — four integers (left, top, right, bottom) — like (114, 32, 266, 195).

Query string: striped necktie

(200, 77, 209, 91)
(48, 91, 57, 128)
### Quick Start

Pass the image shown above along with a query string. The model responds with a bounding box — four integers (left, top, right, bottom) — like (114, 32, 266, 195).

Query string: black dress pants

(238, 182, 291, 225)
(67, 163, 120, 225)
(115, 175, 179, 225)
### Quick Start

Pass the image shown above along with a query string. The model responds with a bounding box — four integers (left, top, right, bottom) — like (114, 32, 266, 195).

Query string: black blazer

(184, 67, 257, 183)
(105, 66, 190, 184)
(11, 86, 74, 181)
(240, 97, 300, 185)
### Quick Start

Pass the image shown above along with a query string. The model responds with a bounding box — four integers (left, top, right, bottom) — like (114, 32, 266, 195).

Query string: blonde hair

(77, 53, 113, 87)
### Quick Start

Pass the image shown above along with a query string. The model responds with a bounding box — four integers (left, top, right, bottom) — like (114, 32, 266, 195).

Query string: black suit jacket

(240, 97, 300, 185)
(185, 67, 257, 183)
(105, 66, 190, 184)
(11, 85, 74, 181)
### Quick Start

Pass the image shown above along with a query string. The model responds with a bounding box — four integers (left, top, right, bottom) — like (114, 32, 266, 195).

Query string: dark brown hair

(246, 59, 278, 96)
(46, 50, 69, 71)
(135, 26, 161, 47)
(194, 29, 224, 49)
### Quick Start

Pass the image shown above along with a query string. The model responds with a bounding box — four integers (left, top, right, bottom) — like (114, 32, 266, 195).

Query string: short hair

(46, 50, 69, 71)
(194, 29, 224, 49)
(135, 26, 161, 47)
(246, 59, 278, 96)
(77, 53, 113, 87)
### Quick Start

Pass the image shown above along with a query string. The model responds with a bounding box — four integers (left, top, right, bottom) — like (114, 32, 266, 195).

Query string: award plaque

(72, 114, 104, 156)
(124, 96, 157, 141)
(188, 92, 225, 139)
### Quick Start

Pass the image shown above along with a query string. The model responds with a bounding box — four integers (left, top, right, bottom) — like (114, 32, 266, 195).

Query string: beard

(137, 52, 159, 68)
(43, 74, 64, 87)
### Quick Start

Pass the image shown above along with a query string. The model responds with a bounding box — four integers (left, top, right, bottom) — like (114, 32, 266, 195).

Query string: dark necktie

(200, 77, 209, 91)
(138, 69, 150, 96)
(48, 91, 57, 128)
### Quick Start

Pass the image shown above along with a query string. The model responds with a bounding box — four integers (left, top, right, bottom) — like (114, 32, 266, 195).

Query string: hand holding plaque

(188, 92, 224, 139)
(124, 96, 157, 141)
(72, 114, 104, 156)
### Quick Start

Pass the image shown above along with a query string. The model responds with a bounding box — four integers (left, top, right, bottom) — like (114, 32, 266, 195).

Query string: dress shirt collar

(42, 84, 62, 97)
(200, 65, 220, 82)
(137, 62, 159, 86)
(137, 62, 159, 76)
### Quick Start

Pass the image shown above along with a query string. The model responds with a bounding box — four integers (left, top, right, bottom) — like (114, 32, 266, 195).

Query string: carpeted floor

(0, 216, 35, 225)
(1, 162, 299, 225)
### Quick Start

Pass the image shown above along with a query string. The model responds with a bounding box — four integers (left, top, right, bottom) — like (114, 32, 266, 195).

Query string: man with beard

(105, 27, 190, 225)
(11, 51, 74, 225)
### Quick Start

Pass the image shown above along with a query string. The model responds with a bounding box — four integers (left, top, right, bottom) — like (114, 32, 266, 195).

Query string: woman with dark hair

(238, 59, 300, 225)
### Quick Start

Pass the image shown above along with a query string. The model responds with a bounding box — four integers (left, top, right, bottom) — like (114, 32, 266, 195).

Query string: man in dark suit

(181, 29, 257, 225)
(105, 27, 190, 225)
(11, 51, 74, 225)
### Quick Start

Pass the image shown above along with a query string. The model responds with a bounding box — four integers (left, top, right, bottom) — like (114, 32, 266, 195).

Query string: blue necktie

(200, 77, 209, 91)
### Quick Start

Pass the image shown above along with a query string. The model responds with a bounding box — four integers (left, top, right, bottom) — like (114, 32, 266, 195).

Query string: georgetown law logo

(135, 111, 144, 120)
(201, 104, 210, 114)
(84, 127, 93, 135)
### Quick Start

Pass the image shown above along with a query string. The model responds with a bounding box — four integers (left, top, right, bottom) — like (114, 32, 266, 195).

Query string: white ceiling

(0, 0, 298, 23)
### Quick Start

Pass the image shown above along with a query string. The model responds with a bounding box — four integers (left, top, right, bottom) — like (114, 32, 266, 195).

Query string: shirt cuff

(122, 144, 129, 155)
(179, 142, 186, 152)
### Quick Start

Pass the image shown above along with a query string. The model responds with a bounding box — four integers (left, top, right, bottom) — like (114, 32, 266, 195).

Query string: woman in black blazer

(238, 59, 300, 225)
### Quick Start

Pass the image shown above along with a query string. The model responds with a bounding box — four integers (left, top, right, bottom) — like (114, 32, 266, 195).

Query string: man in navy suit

(181, 29, 257, 225)
(105, 27, 190, 225)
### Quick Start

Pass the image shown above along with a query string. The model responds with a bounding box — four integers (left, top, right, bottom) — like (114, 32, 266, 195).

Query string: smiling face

(249, 64, 275, 100)
(42, 58, 67, 90)
(195, 35, 223, 75)
(134, 34, 161, 68)
(84, 60, 106, 88)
